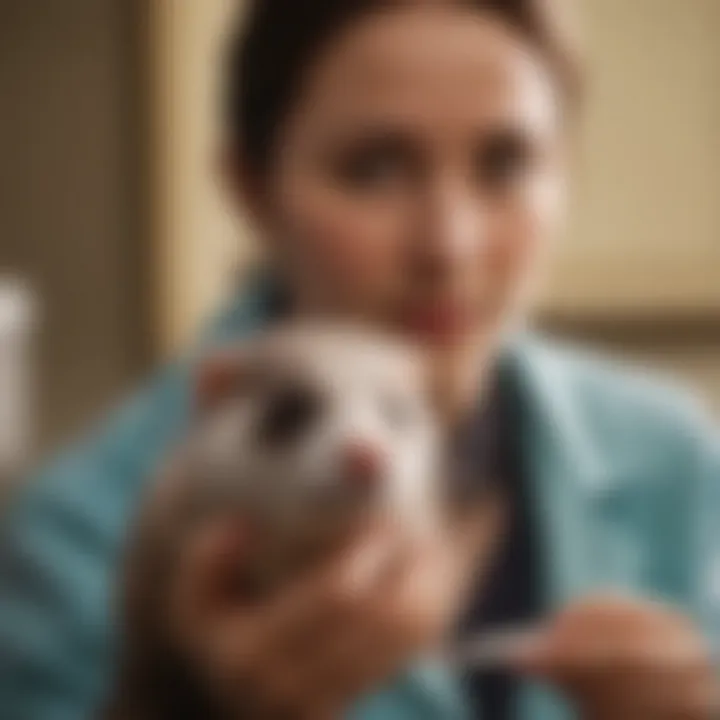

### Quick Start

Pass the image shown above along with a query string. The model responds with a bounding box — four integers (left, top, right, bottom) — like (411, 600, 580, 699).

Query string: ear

(194, 347, 251, 415)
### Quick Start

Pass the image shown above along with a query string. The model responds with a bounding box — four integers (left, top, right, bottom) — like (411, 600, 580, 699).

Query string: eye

(256, 384, 321, 447)
(475, 131, 532, 190)
(330, 134, 416, 192)
(338, 154, 402, 189)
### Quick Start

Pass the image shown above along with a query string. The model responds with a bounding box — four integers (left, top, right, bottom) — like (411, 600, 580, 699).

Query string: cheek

(275, 180, 407, 289)
(485, 175, 565, 288)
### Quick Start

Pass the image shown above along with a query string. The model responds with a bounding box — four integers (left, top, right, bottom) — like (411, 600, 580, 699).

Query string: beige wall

(544, 0, 720, 316)
(562, 0, 720, 414)
(0, 0, 147, 451)
(149, 0, 248, 357)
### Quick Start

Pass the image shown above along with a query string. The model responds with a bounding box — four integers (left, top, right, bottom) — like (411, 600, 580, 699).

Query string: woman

(0, 1, 718, 718)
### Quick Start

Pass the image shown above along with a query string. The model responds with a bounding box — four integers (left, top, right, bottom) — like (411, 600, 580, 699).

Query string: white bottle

(0, 277, 37, 491)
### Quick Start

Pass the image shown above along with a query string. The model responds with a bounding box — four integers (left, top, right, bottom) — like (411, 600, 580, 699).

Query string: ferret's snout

(342, 441, 385, 490)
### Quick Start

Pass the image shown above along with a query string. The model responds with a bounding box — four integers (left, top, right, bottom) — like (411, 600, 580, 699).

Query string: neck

(430, 333, 501, 430)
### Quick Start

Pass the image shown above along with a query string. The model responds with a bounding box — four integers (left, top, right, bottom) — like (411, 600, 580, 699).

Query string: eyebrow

(320, 115, 540, 145)
(477, 125, 535, 148)
(321, 125, 420, 152)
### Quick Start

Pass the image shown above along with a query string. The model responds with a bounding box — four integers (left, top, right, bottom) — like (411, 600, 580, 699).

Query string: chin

(421, 329, 500, 421)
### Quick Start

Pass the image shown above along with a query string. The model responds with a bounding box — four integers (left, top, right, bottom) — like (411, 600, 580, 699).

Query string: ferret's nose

(342, 441, 384, 490)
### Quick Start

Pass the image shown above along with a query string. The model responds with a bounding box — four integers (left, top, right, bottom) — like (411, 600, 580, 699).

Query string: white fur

(187, 323, 442, 544)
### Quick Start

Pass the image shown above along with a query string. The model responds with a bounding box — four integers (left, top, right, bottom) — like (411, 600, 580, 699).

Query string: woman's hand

(112, 482, 503, 720)
(515, 594, 719, 720)
(167, 519, 463, 719)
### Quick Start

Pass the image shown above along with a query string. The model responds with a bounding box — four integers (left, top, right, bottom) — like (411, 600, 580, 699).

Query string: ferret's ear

(194, 348, 252, 415)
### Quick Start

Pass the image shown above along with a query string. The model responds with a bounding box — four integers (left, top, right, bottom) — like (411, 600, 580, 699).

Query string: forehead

(285, 4, 559, 144)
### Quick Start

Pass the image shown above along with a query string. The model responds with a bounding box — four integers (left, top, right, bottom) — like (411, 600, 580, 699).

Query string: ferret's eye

(256, 385, 321, 447)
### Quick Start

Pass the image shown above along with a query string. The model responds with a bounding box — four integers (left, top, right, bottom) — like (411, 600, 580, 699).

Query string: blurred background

(1, 0, 719, 470)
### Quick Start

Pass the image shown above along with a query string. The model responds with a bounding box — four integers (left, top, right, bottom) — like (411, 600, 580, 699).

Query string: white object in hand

(0, 277, 37, 480)
(450, 624, 541, 669)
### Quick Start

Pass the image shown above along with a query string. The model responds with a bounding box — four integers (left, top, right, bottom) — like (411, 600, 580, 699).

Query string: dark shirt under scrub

(453, 370, 543, 720)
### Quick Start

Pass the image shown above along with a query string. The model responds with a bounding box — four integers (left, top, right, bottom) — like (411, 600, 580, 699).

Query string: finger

(452, 489, 506, 553)
(294, 555, 423, 711)
(386, 538, 464, 651)
(213, 523, 398, 675)
(169, 516, 250, 646)
(551, 593, 675, 640)
(512, 612, 708, 684)
(305, 623, 406, 712)
(206, 526, 399, 715)
(275, 526, 396, 638)
(509, 622, 630, 682)
(510, 594, 657, 679)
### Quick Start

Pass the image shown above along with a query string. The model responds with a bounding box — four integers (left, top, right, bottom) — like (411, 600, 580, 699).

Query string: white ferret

(165, 321, 444, 591)
(108, 323, 511, 718)
(106, 323, 447, 717)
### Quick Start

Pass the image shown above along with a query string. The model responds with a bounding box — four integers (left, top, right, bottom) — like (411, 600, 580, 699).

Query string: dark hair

(226, 0, 581, 174)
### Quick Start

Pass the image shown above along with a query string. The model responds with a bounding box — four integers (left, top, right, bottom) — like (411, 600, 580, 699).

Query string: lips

(400, 300, 475, 343)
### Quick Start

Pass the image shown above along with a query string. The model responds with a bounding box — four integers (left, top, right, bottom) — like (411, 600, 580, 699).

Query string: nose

(415, 182, 486, 275)
(342, 441, 384, 491)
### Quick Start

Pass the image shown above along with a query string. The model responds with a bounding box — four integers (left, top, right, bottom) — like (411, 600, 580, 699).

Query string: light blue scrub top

(0, 274, 718, 720)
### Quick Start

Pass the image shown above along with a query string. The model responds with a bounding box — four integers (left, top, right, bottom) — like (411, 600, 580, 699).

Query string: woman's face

(249, 4, 566, 358)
